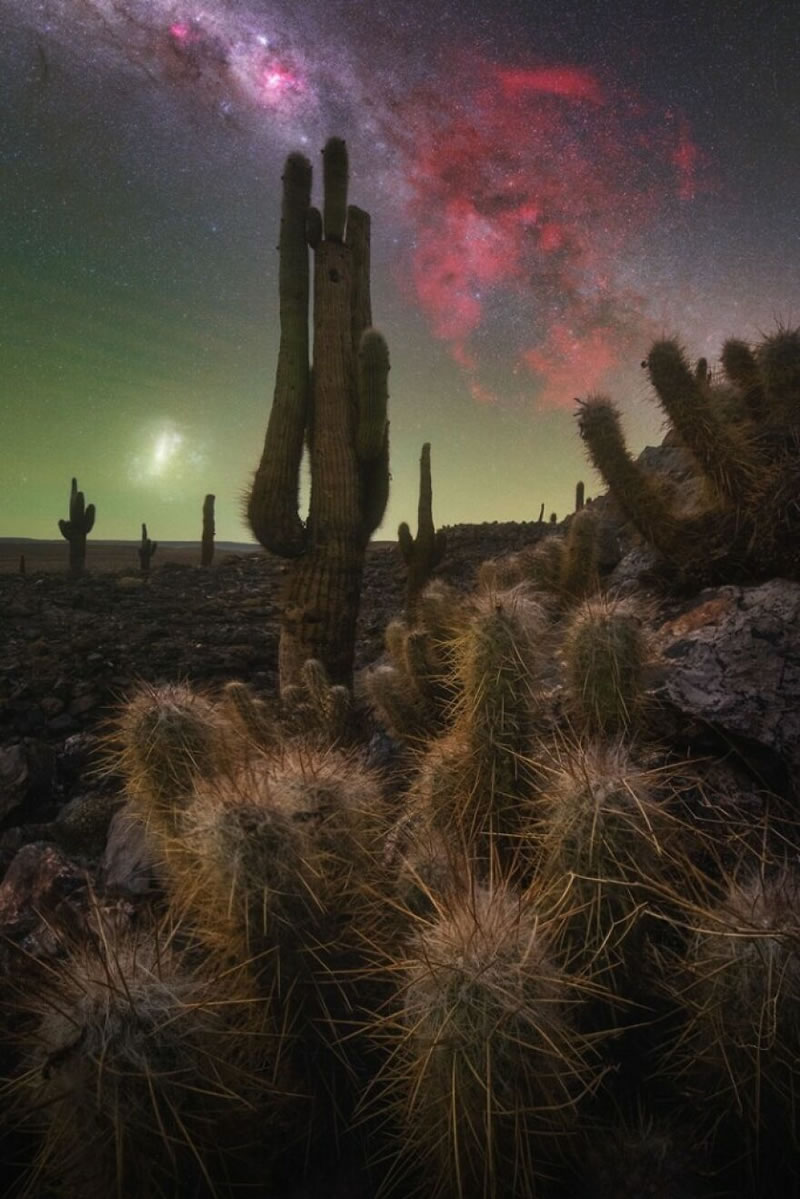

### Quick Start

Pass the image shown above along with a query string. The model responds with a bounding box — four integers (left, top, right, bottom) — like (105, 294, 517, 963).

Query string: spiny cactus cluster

(21, 930, 286, 1198)
(577, 327, 800, 588)
(6, 560, 800, 1198)
(361, 495, 800, 1195)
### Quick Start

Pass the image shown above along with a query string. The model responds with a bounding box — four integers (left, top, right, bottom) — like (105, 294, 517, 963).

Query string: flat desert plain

(0, 539, 398, 574)
(0, 540, 262, 574)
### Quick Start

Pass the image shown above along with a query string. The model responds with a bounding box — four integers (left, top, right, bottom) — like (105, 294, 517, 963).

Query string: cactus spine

(376, 883, 599, 1199)
(398, 442, 446, 623)
(201, 493, 215, 567)
(58, 476, 95, 576)
(138, 522, 157, 573)
(577, 328, 800, 587)
(645, 340, 767, 507)
(577, 396, 681, 559)
(247, 138, 390, 693)
(9, 913, 281, 1199)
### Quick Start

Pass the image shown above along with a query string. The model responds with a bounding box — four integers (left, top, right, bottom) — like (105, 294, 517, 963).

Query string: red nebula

(671, 114, 700, 200)
(497, 66, 605, 104)
(257, 62, 302, 101)
(522, 324, 625, 410)
(163, 17, 229, 84)
(391, 53, 705, 408)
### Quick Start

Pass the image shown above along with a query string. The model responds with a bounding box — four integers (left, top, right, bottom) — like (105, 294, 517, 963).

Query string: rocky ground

(4, 506, 800, 1198)
(0, 519, 559, 1197)
(0, 520, 553, 907)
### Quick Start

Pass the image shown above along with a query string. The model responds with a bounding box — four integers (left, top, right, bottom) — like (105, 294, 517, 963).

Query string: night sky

(1, 0, 798, 543)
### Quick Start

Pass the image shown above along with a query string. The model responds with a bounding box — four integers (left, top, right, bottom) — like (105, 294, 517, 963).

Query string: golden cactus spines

(367, 881, 601, 1199)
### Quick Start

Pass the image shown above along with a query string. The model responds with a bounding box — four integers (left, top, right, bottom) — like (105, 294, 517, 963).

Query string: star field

(1, 0, 798, 541)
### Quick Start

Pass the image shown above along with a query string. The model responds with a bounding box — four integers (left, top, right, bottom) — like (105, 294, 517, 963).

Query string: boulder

(0, 739, 57, 820)
(651, 579, 800, 793)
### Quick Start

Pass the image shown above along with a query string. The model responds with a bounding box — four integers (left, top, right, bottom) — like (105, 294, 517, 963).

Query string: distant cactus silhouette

(137, 522, 157, 573)
(246, 138, 390, 695)
(201, 493, 215, 566)
(398, 442, 446, 623)
(58, 476, 95, 576)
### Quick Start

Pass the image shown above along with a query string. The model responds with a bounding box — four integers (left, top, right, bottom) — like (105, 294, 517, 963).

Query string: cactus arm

(355, 330, 389, 461)
(347, 205, 372, 354)
(247, 153, 312, 558)
(305, 206, 322, 249)
(355, 328, 391, 538)
(322, 137, 348, 242)
(398, 521, 414, 560)
(359, 425, 390, 541)
(646, 340, 767, 507)
(69, 476, 80, 523)
(577, 395, 681, 558)
(138, 523, 157, 571)
(722, 338, 764, 422)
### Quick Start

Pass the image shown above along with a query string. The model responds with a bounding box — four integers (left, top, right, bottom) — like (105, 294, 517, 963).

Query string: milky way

(12, 0, 705, 409)
(2, 0, 797, 540)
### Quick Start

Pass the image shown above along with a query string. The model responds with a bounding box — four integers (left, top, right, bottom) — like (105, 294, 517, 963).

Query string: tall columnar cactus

(58, 476, 95, 576)
(398, 442, 446, 623)
(201, 493, 215, 567)
(138, 522, 157, 573)
(247, 139, 390, 693)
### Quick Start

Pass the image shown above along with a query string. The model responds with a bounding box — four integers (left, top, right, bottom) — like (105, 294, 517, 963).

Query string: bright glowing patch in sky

(128, 422, 206, 494)
(151, 427, 183, 475)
